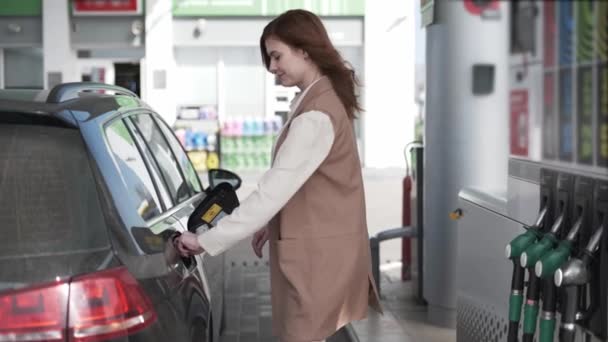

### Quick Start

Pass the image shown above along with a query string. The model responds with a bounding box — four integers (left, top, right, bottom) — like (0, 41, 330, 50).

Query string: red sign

(464, 0, 499, 16)
(510, 90, 529, 156)
(543, 1, 556, 67)
(73, 0, 142, 15)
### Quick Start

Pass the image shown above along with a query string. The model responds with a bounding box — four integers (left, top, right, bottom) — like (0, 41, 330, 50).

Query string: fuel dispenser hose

(521, 210, 566, 342)
(554, 225, 604, 342)
(505, 207, 547, 342)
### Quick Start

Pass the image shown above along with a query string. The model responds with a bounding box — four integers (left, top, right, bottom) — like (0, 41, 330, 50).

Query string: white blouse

(197, 78, 335, 256)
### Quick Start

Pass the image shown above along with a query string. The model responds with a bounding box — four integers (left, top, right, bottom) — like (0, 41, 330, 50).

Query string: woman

(177, 9, 382, 342)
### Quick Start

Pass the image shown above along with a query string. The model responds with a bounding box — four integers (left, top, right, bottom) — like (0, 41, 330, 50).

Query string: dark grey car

(0, 83, 227, 342)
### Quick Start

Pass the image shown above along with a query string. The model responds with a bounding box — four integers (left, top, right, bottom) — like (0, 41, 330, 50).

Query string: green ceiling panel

(173, 0, 364, 17)
(0, 0, 42, 16)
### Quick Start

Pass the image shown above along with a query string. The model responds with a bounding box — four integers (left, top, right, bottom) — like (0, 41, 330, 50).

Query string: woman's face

(265, 37, 313, 89)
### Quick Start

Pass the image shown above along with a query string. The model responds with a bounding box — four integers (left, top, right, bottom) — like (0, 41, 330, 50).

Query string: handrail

(46, 82, 137, 103)
(370, 226, 417, 297)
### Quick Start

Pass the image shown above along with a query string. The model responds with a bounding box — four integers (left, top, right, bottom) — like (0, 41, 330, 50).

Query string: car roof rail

(46, 82, 138, 104)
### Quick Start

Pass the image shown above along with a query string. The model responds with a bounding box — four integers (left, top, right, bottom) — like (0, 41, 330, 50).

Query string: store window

(155, 117, 202, 193)
(4, 48, 43, 89)
(130, 114, 191, 204)
(105, 119, 162, 220)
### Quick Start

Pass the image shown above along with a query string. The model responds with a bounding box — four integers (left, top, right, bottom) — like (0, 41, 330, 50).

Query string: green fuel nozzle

(506, 207, 547, 259)
(520, 212, 565, 268)
(506, 206, 548, 342)
(538, 311, 556, 342)
(535, 241, 572, 278)
(520, 234, 558, 268)
(506, 229, 542, 259)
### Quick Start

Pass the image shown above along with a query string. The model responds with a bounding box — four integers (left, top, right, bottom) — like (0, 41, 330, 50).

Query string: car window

(0, 124, 110, 260)
(125, 118, 174, 209)
(129, 114, 190, 205)
(105, 119, 162, 220)
(155, 116, 202, 194)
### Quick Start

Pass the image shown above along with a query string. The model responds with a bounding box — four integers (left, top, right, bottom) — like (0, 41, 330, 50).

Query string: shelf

(174, 119, 219, 132)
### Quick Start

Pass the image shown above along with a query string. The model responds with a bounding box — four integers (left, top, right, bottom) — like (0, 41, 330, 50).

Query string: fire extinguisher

(402, 142, 421, 281)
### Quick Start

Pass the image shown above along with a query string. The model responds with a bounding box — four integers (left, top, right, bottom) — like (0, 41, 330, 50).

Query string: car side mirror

(208, 168, 241, 191)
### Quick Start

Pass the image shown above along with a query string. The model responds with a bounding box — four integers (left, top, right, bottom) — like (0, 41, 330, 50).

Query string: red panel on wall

(73, 0, 141, 15)
(464, 0, 499, 16)
(510, 89, 529, 156)
(543, 1, 556, 67)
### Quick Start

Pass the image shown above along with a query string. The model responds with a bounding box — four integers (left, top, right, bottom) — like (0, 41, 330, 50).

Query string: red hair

(260, 9, 362, 119)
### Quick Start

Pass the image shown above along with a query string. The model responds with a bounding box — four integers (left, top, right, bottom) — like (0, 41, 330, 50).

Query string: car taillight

(0, 281, 69, 341)
(0, 267, 157, 342)
(68, 267, 157, 342)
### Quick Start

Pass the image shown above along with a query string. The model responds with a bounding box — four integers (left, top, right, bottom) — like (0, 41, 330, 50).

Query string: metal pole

(370, 237, 380, 297)
(415, 146, 426, 304)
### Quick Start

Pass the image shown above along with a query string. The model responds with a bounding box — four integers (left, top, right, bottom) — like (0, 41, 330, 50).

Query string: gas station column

(143, 0, 177, 125)
(42, 0, 78, 88)
(424, 0, 509, 327)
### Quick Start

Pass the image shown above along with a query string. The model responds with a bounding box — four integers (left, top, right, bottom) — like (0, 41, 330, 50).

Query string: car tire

(188, 294, 212, 342)
(190, 316, 209, 342)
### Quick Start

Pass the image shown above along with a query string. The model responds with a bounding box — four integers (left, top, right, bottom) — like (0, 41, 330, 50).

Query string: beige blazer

(268, 77, 382, 341)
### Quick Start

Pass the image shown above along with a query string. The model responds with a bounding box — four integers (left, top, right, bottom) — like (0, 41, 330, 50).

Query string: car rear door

(150, 113, 226, 342)
(102, 115, 196, 341)
(124, 112, 213, 336)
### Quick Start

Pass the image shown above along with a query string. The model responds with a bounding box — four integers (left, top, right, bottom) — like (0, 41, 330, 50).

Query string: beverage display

(173, 105, 220, 173)
(220, 116, 283, 171)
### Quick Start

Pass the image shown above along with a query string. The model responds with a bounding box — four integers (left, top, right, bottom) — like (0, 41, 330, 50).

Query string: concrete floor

(217, 258, 456, 342)
(218, 263, 354, 342)
(351, 265, 456, 342)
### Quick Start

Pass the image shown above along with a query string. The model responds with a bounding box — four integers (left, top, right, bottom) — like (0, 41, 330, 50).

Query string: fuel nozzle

(520, 211, 565, 268)
(506, 206, 547, 342)
(554, 224, 603, 288)
(535, 211, 584, 278)
(520, 206, 566, 342)
(553, 225, 604, 342)
(506, 206, 548, 259)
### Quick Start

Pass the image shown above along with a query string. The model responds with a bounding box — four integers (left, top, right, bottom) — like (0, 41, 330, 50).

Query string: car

(0, 83, 239, 342)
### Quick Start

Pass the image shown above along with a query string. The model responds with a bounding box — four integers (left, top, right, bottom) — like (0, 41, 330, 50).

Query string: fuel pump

(532, 213, 581, 342)
(530, 174, 573, 342)
(515, 170, 557, 342)
(587, 181, 608, 339)
(520, 174, 572, 342)
(554, 225, 604, 342)
(519, 209, 567, 342)
(536, 177, 594, 279)
(505, 206, 548, 342)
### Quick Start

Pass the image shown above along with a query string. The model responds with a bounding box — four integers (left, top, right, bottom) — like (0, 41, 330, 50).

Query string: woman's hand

(251, 227, 270, 258)
(176, 231, 205, 257)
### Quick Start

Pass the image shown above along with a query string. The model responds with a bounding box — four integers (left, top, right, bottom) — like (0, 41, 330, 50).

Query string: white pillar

(0, 49, 4, 89)
(42, 0, 78, 88)
(423, 0, 509, 327)
(144, 0, 177, 125)
(363, 0, 416, 168)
